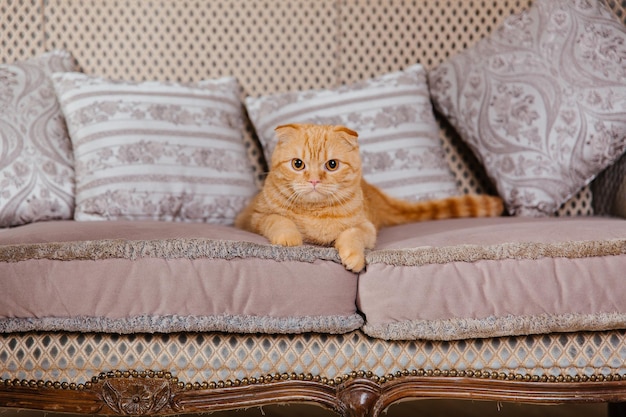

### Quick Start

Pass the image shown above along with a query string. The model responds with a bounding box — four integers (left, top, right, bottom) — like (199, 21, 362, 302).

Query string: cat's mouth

(299, 186, 328, 201)
(290, 183, 332, 202)
(305, 188, 325, 197)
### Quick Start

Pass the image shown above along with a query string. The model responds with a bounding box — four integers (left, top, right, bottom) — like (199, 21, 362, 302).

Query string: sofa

(2, 0, 626, 416)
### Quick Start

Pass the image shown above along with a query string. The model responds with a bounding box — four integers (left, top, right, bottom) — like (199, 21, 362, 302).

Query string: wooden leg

(609, 402, 626, 417)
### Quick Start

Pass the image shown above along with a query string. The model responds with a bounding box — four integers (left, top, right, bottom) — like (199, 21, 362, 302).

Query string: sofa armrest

(617, 181, 626, 218)
(593, 152, 626, 218)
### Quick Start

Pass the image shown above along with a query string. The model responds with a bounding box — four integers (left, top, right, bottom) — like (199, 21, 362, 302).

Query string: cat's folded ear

(274, 124, 300, 146)
(333, 126, 358, 138)
(333, 125, 359, 148)
(275, 124, 300, 134)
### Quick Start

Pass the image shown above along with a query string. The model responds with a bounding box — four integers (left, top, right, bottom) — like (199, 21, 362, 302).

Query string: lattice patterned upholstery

(3, 331, 626, 386)
(44, 0, 339, 92)
(0, 0, 44, 62)
(338, 0, 534, 79)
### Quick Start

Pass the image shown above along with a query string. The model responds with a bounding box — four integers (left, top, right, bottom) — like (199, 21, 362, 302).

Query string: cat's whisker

(326, 187, 354, 214)
(282, 190, 301, 211)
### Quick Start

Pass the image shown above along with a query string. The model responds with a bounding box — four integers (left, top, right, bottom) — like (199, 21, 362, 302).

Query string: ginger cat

(235, 124, 504, 272)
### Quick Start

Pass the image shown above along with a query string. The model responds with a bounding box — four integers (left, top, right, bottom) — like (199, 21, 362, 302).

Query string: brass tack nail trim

(1, 368, 624, 391)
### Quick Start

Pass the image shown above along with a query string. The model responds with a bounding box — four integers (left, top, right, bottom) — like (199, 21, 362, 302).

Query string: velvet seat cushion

(359, 217, 626, 341)
(0, 221, 362, 335)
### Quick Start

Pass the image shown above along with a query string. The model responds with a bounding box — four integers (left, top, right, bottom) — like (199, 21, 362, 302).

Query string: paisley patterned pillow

(52, 73, 257, 224)
(429, 0, 626, 216)
(0, 50, 76, 227)
(245, 64, 460, 202)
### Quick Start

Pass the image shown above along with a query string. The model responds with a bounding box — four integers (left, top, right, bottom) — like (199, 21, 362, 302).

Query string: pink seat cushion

(0, 221, 362, 334)
(359, 217, 626, 340)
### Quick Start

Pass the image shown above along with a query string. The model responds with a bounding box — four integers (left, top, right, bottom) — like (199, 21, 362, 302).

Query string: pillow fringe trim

(366, 238, 626, 266)
(3, 238, 624, 266)
(0, 239, 342, 264)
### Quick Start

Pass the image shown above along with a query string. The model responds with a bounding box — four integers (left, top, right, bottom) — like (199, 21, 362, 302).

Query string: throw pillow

(428, 0, 626, 216)
(245, 64, 460, 202)
(52, 73, 257, 224)
(0, 50, 76, 227)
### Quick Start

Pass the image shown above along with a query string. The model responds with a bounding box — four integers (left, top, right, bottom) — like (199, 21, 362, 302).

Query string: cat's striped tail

(370, 189, 505, 229)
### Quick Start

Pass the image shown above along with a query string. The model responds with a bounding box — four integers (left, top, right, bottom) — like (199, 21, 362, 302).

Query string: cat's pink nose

(309, 180, 320, 187)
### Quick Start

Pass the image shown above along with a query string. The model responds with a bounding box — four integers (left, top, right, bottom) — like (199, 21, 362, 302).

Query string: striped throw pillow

(245, 64, 459, 202)
(52, 73, 257, 224)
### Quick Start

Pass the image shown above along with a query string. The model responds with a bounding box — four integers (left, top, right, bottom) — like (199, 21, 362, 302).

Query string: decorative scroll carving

(100, 378, 172, 415)
(337, 379, 382, 417)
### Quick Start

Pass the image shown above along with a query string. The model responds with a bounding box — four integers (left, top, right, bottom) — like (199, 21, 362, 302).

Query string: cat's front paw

(270, 230, 303, 247)
(338, 247, 365, 272)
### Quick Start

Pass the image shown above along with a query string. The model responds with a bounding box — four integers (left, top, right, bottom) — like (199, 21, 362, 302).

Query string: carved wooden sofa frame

(0, 370, 626, 416)
(4, 368, 626, 416)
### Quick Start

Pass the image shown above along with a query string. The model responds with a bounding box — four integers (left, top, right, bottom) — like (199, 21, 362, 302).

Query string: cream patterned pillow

(52, 73, 257, 224)
(0, 50, 76, 227)
(429, 0, 626, 216)
(245, 64, 459, 202)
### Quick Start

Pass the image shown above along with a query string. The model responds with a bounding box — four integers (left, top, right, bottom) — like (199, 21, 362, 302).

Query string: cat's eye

(291, 158, 305, 170)
(325, 160, 339, 171)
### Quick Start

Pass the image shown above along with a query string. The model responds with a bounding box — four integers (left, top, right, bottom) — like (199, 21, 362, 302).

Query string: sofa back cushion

(53, 73, 258, 224)
(246, 64, 460, 202)
(428, 0, 626, 217)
